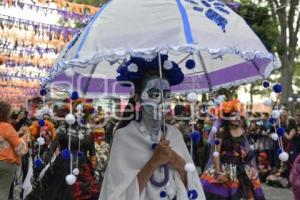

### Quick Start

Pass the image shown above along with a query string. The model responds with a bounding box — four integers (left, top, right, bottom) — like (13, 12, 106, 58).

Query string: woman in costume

(99, 55, 205, 200)
(201, 99, 265, 200)
(26, 99, 100, 200)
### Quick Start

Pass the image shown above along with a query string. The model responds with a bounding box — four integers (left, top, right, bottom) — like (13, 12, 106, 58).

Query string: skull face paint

(140, 78, 171, 120)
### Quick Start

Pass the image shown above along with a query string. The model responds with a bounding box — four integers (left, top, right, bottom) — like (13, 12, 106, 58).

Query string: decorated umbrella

(42, 0, 280, 96)
(41, 0, 281, 197)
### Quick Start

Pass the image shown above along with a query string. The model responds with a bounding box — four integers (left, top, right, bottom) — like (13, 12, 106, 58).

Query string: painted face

(227, 111, 241, 126)
(140, 78, 171, 119)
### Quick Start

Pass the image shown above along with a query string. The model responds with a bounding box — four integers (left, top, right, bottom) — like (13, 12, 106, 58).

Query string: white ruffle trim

(41, 45, 281, 93)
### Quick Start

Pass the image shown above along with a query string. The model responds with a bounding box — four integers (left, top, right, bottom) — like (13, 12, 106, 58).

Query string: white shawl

(99, 121, 206, 200)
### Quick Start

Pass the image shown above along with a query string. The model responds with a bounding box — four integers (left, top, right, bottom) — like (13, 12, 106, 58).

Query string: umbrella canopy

(43, 0, 280, 96)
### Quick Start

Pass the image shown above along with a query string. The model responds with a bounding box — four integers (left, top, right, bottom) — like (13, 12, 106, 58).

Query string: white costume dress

(99, 120, 206, 200)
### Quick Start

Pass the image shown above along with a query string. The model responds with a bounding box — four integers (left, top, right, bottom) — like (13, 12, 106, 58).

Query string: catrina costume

(201, 100, 265, 200)
(99, 55, 205, 200)
(26, 99, 100, 200)
(39, 125, 100, 200)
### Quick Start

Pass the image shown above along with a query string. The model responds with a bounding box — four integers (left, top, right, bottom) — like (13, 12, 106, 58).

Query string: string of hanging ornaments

(37, 86, 97, 186)
(1, 0, 93, 23)
(36, 0, 99, 15)
(0, 31, 67, 51)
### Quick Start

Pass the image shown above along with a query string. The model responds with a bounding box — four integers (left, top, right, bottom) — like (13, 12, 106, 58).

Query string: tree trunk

(280, 54, 294, 105)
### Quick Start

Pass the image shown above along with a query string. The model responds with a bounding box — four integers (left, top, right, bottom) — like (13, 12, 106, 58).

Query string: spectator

(12, 109, 29, 132)
(0, 101, 28, 200)
(285, 124, 300, 163)
(258, 152, 271, 182)
(174, 98, 184, 117)
(193, 118, 211, 174)
(266, 162, 290, 188)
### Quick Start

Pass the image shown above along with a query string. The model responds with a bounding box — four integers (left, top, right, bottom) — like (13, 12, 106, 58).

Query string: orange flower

(220, 99, 243, 115)
(29, 120, 56, 141)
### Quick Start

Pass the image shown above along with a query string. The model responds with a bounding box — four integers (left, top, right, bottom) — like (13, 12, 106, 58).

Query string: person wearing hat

(99, 55, 205, 200)
(201, 99, 265, 200)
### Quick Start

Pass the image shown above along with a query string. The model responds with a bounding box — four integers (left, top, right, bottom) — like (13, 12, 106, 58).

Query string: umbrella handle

(150, 164, 169, 187)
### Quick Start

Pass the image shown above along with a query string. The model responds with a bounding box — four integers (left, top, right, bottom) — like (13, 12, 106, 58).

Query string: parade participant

(0, 101, 28, 200)
(99, 55, 205, 200)
(33, 98, 100, 200)
(201, 99, 265, 200)
(285, 123, 300, 163)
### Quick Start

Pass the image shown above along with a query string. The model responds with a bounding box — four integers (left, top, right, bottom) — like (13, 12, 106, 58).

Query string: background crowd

(0, 95, 300, 200)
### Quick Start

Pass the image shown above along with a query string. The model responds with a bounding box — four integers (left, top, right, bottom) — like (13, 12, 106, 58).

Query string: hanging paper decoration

(0, 2, 79, 107)
(37, 0, 99, 15)
(1, 0, 94, 24)
(0, 14, 79, 41)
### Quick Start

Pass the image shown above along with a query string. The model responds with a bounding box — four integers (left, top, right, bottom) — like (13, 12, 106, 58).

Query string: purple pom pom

(273, 84, 282, 93)
(186, 59, 196, 69)
(38, 119, 45, 127)
(34, 158, 44, 168)
(71, 91, 79, 100)
(190, 131, 201, 143)
(188, 189, 198, 199)
(151, 143, 157, 150)
(61, 149, 71, 160)
(40, 88, 47, 96)
(215, 140, 220, 145)
(262, 80, 270, 88)
(77, 151, 84, 158)
(277, 148, 283, 155)
(277, 127, 285, 137)
(269, 118, 276, 125)
(160, 191, 167, 198)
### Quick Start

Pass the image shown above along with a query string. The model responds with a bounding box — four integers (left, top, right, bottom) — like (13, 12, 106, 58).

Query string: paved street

(263, 184, 294, 200)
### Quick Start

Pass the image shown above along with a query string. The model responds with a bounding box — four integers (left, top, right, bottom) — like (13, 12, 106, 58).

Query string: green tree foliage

(237, 0, 279, 52)
(265, 0, 300, 104)
(73, 0, 108, 7)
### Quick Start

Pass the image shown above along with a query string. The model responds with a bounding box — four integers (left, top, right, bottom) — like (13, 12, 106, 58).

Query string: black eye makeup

(147, 88, 171, 100)
(147, 88, 160, 99)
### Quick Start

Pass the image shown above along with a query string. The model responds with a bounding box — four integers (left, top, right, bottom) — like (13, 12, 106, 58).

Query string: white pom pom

(210, 127, 218, 134)
(297, 98, 300, 103)
(184, 163, 196, 172)
(76, 104, 83, 112)
(250, 145, 254, 150)
(65, 114, 76, 125)
(186, 92, 198, 103)
(128, 63, 138, 72)
(163, 60, 173, 70)
(271, 110, 280, 119)
(271, 133, 278, 141)
(78, 133, 84, 140)
(288, 97, 294, 102)
(279, 152, 289, 162)
(65, 174, 77, 185)
(264, 99, 272, 107)
(72, 168, 79, 176)
(213, 151, 219, 158)
(37, 137, 45, 146)
(65, 69, 74, 78)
